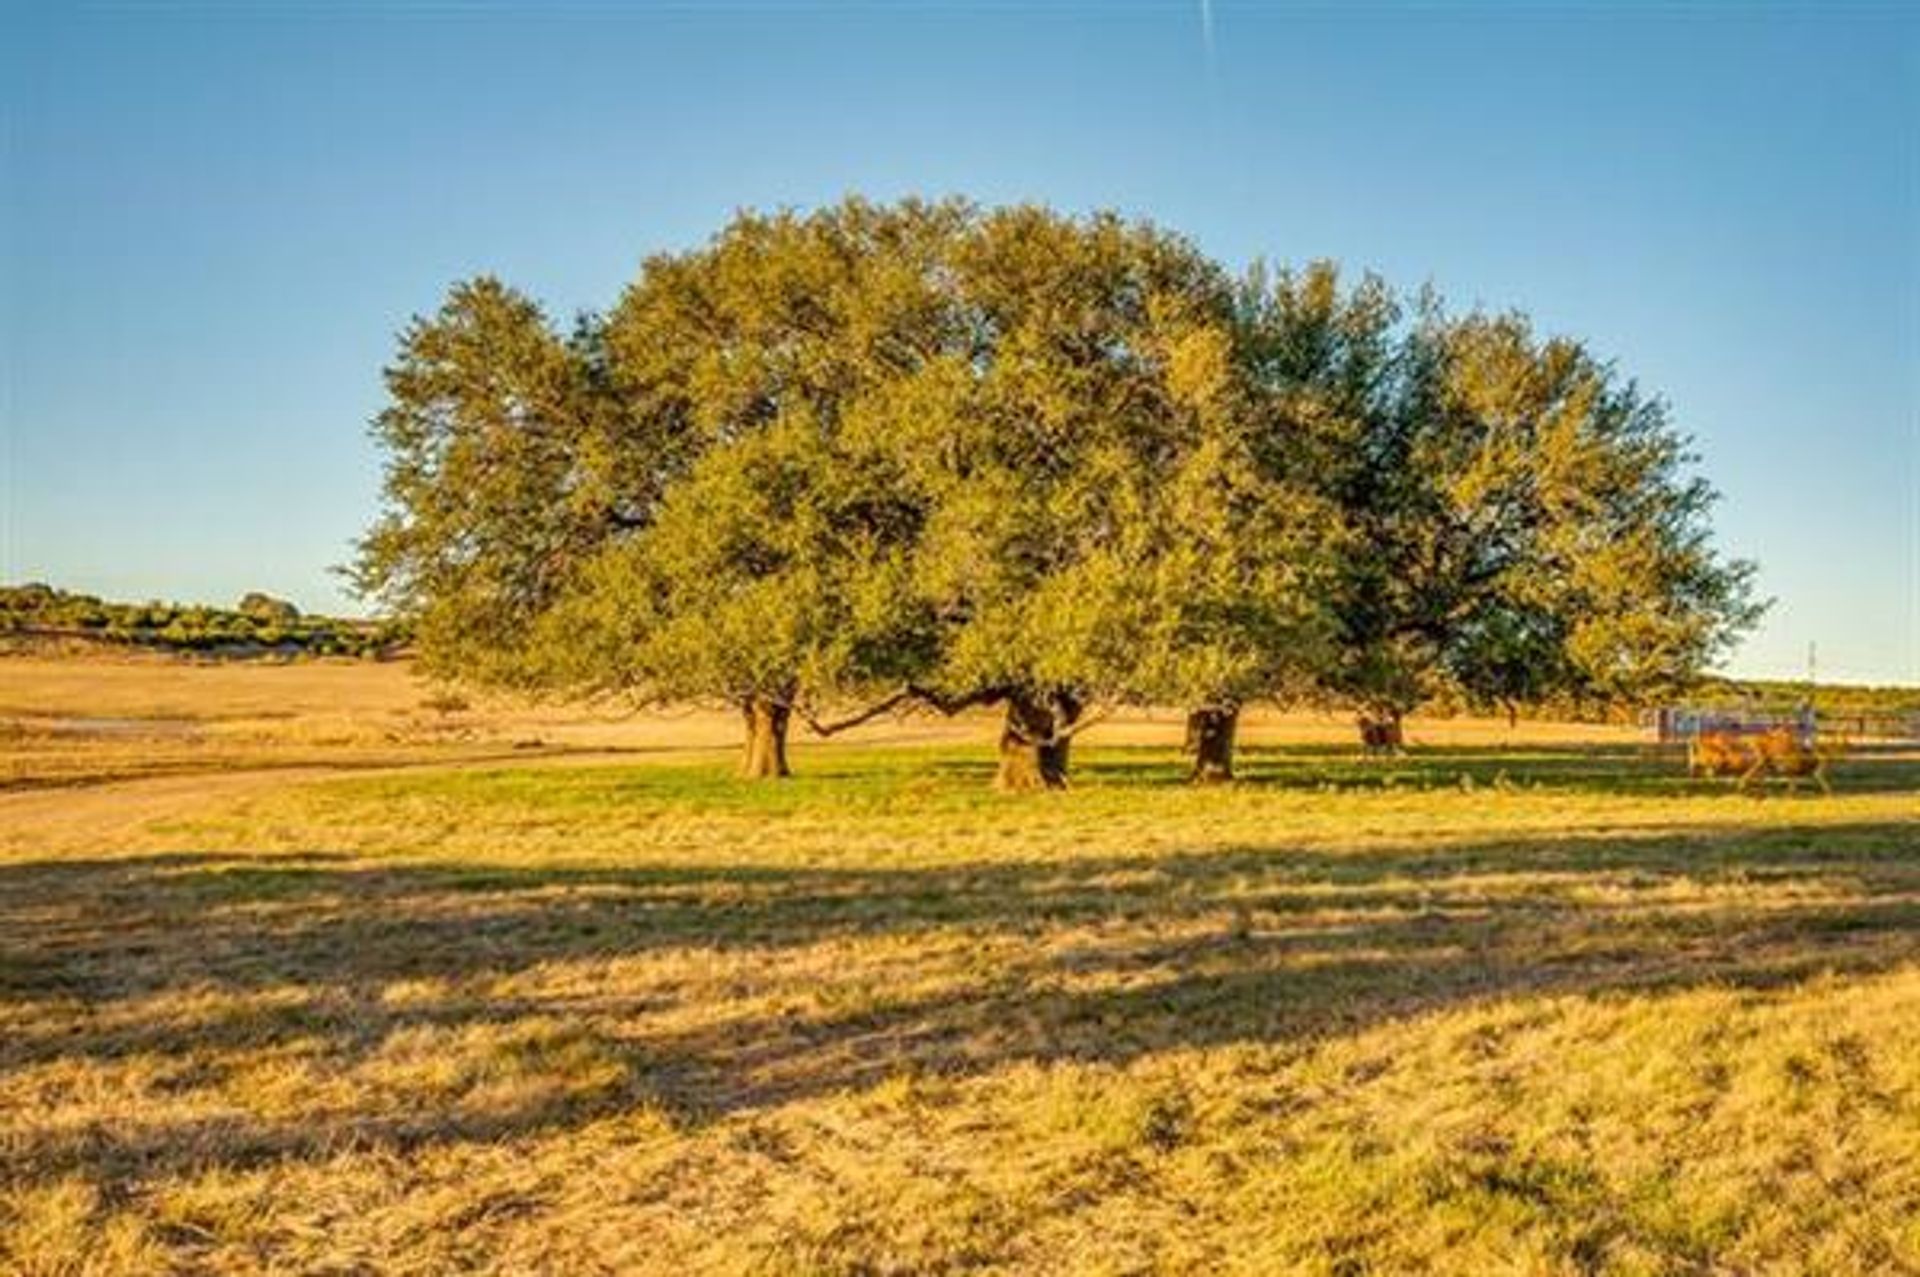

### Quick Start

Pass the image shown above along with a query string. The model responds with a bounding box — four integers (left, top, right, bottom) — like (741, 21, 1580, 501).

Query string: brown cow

(1688, 727, 1832, 795)
(1687, 729, 1746, 779)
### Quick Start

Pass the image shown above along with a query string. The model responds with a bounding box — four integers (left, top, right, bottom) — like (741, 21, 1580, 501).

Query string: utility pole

(1802, 641, 1818, 743)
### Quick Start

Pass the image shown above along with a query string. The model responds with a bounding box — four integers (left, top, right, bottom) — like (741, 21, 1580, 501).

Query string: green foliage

(1691, 677, 1919, 718)
(355, 199, 1763, 752)
(352, 277, 630, 684)
(236, 591, 301, 624)
(537, 407, 934, 704)
(1242, 265, 1763, 721)
(0, 584, 406, 657)
(900, 206, 1319, 716)
(549, 199, 965, 710)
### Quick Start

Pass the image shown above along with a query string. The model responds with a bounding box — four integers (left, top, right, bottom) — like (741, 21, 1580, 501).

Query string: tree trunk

(1186, 706, 1238, 783)
(740, 697, 792, 779)
(1357, 709, 1404, 754)
(995, 692, 1074, 791)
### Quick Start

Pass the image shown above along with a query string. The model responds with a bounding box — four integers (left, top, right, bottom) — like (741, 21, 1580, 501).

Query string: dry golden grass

(2, 655, 1916, 1274)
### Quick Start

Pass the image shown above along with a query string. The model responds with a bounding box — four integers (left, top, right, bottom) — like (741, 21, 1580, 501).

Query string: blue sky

(4, 1, 1915, 684)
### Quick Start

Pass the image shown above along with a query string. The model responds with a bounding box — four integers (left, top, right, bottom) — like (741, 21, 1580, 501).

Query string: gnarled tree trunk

(995, 691, 1076, 791)
(1185, 706, 1239, 783)
(740, 696, 792, 779)
(1357, 709, 1404, 754)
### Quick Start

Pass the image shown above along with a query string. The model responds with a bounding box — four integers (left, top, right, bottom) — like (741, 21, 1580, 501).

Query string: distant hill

(0, 583, 410, 659)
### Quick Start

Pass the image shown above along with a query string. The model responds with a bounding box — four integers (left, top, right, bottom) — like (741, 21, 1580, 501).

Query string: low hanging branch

(796, 686, 920, 737)
(906, 684, 1014, 717)
(795, 683, 1034, 738)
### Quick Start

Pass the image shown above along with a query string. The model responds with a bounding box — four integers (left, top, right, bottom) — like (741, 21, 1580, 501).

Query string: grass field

(3, 657, 1917, 1273)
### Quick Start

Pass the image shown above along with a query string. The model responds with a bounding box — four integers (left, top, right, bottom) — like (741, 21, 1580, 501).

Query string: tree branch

(1049, 706, 1112, 742)
(797, 687, 919, 737)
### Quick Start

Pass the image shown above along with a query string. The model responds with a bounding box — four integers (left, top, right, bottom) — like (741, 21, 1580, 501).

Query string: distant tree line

(1686, 678, 1919, 720)
(0, 583, 408, 658)
(1423, 677, 1919, 727)
(355, 197, 1761, 787)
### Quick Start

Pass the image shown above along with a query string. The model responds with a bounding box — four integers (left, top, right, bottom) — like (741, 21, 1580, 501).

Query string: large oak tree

(357, 201, 1758, 785)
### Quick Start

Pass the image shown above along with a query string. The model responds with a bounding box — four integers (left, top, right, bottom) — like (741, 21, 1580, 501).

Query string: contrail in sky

(1200, 0, 1216, 62)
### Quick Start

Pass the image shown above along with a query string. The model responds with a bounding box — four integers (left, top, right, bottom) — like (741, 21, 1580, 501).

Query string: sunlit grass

(3, 738, 1917, 1274)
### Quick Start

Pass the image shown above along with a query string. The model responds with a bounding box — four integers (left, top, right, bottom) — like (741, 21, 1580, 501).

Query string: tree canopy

(354, 197, 1759, 785)
(1264, 270, 1764, 745)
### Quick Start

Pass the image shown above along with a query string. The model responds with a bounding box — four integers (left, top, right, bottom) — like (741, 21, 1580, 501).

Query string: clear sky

(4, 1, 1915, 684)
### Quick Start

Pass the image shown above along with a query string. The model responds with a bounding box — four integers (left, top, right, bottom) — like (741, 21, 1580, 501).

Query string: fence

(1650, 706, 1918, 744)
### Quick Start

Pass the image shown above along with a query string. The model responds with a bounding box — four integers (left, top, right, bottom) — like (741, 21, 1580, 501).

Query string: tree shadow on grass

(3, 815, 1916, 1190)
